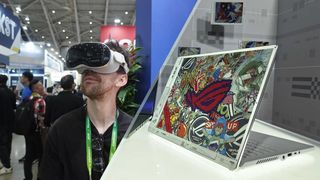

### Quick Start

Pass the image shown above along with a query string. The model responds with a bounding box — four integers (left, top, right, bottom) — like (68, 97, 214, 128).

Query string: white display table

(102, 120, 320, 180)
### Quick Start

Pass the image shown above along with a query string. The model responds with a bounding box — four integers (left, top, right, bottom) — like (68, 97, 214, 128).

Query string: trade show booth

(101, 0, 320, 179)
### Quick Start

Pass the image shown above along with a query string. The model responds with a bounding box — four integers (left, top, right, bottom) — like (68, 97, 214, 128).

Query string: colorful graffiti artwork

(156, 49, 274, 159)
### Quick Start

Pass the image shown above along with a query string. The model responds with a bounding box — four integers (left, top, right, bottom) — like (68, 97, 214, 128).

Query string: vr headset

(66, 43, 129, 74)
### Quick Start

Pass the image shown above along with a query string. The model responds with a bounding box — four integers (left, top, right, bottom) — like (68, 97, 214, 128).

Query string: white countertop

(102, 120, 320, 180)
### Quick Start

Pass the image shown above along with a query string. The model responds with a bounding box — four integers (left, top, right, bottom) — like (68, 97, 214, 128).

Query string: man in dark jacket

(45, 75, 84, 126)
(0, 74, 16, 175)
(40, 41, 132, 180)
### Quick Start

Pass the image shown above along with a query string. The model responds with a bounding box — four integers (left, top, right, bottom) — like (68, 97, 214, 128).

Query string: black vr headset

(66, 43, 129, 74)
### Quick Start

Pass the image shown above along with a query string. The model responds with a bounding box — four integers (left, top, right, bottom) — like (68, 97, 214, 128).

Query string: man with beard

(39, 41, 132, 180)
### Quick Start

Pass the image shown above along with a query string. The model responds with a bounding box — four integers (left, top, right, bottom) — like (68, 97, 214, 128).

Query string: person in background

(14, 81, 24, 101)
(18, 71, 34, 163)
(40, 41, 132, 180)
(52, 83, 61, 96)
(46, 85, 53, 94)
(45, 75, 84, 126)
(0, 75, 16, 175)
(24, 79, 46, 180)
(20, 71, 33, 102)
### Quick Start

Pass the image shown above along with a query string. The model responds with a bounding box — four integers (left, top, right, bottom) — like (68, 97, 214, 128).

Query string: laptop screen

(149, 46, 277, 170)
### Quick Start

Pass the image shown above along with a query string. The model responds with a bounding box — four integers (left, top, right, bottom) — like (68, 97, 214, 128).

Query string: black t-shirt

(39, 106, 132, 180)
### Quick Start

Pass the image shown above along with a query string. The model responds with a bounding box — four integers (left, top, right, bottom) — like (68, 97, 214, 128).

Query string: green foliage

(117, 46, 143, 115)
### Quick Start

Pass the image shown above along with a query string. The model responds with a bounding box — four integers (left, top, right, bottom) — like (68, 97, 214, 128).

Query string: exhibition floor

(0, 135, 38, 180)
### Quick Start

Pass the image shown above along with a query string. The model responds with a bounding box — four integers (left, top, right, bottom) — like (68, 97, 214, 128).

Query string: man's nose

(83, 70, 96, 76)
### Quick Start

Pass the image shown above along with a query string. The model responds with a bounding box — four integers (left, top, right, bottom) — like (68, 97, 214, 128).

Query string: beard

(81, 74, 107, 99)
(81, 83, 106, 99)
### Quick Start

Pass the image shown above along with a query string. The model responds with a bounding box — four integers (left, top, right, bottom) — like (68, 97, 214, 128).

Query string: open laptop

(148, 45, 313, 170)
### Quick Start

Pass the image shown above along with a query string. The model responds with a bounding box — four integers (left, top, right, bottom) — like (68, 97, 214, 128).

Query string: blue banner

(0, 3, 21, 56)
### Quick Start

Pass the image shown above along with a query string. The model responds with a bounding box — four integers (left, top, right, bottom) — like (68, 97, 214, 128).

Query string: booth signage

(100, 25, 135, 47)
(0, 3, 21, 56)
(45, 51, 63, 72)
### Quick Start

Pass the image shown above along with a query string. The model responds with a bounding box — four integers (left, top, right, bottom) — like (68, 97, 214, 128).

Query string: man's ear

(115, 74, 128, 87)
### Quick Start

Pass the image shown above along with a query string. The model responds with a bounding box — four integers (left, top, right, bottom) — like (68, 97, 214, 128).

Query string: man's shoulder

(119, 110, 132, 122)
(51, 106, 85, 131)
(57, 91, 83, 101)
(118, 109, 133, 133)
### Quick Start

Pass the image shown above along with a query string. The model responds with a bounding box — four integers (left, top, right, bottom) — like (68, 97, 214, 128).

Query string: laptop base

(240, 131, 313, 167)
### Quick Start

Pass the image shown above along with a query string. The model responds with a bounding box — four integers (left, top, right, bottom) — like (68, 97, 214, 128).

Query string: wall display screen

(214, 2, 243, 24)
(178, 47, 201, 57)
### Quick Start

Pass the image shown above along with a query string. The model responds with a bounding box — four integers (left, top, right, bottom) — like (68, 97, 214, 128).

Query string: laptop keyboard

(243, 138, 277, 158)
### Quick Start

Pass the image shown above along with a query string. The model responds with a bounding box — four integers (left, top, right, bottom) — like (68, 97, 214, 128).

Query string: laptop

(148, 45, 313, 170)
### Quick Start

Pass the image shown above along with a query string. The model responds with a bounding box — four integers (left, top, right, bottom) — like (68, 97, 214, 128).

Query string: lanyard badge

(86, 110, 118, 180)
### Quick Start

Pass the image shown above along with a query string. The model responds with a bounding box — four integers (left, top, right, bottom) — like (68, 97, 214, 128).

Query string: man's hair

(22, 71, 34, 82)
(0, 74, 8, 85)
(105, 40, 130, 74)
(60, 75, 74, 90)
(29, 79, 40, 91)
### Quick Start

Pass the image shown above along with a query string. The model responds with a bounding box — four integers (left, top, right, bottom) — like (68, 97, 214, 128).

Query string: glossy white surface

(102, 121, 320, 180)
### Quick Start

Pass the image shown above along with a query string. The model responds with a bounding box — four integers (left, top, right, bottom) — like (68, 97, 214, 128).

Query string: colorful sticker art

(156, 49, 274, 159)
(178, 47, 201, 57)
(240, 41, 270, 49)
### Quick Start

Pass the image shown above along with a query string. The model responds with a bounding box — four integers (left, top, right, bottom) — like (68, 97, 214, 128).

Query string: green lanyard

(85, 110, 118, 180)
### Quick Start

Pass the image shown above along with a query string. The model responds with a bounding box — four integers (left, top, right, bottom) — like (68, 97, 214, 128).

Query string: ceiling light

(120, 22, 123, 25)
(66, 36, 69, 39)
(25, 16, 29, 21)
(39, 45, 43, 48)
(68, 41, 71, 44)
(89, 21, 92, 25)
(90, 36, 93, 39)
(50, 48, 54, 51)
(89, 11, 92, 14)
(62, 29, 66, 33)
(27, 21, 30, 24)
(52, 10, 55, 14)
(16, 11, 20, 14)
(59, 55, 62, 58)
(58, 21, 61, 25)
(42, 36, 45, 39)
(16, 6, 21, 12)
(114, 19, 121, 23)
(89, 30, 92, 33)
(35, 29, 38, 32)
(46, 43, 51, 47)
(55, 51, 59, 55)
(125, 11, 128, 15)
(62, 58, 65, 61)
(22, 25, 27, 30)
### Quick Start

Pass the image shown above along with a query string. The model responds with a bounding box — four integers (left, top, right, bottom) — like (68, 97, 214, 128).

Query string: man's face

(81, 70, 127, 99)
(33, 82, 45, 95)
(20, 75, 28, 85)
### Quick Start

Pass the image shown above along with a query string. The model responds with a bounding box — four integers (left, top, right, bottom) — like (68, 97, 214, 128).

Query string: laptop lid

(148, 45, 278, 170)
